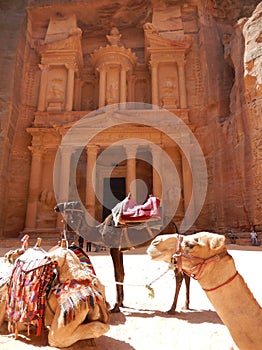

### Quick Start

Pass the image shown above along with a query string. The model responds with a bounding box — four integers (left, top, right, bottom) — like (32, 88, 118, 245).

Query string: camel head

(147, 232, 227, 277)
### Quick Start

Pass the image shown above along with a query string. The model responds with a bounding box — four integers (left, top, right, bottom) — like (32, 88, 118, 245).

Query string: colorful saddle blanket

(53, 279, 102, 325)
(6, 250, 57, 335)
(69, 244, 96, 275)
(51, 245, 101, 325)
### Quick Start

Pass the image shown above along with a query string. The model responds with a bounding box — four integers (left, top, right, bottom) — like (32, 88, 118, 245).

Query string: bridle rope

(171, 234, 239, 292)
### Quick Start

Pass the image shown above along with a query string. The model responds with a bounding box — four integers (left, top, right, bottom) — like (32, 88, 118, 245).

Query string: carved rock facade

(0, 0, 261, 238)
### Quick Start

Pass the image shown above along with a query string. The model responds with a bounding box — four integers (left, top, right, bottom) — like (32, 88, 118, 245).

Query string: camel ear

(209, 235, 225, 250)
(185, 237, 205, 249)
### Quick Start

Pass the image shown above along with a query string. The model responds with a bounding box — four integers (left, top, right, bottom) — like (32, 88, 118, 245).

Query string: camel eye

(185, 241, 196, 249)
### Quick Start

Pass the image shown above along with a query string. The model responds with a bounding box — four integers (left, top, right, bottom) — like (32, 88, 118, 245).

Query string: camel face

(146, 233, 179, 263)
(182, 232, 226, 256)
(147, 232, 226, 267)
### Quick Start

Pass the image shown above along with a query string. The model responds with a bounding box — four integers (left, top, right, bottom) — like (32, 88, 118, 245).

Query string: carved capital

(86, 144, 99, 156)
(38, 64, 49, 72)
(124, 144, 137, 158)
(28, 145, 45, 156)
(65, 63, 78, 71)
(149, 60, 158, 69)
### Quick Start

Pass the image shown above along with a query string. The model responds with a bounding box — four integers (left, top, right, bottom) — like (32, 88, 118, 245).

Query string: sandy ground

(0, 244, 261, 350)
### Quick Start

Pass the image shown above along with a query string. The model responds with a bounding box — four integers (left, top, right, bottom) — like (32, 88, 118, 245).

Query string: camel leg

(0, 285, 7, 326)
(0, 301, 6, 326)
(48, 306, 109, 347)
(183, 273, 191, 310)
(110, 248, 125, 313)
(167, 269, 184, 314)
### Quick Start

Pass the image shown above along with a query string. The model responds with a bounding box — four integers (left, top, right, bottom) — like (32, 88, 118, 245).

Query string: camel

(0, 238, 110, 348)
(55, 200, 191, 313)
(147, 231, 262, 350)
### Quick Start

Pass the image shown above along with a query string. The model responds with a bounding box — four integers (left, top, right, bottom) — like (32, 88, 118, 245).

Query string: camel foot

(110, 305, 121, 313)
(181, 305, 190, 311)
(110, 302, 126, 313)
(167, 308, 178, 315)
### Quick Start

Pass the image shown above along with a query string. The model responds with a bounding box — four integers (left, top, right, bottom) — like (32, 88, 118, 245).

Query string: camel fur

(147, 232, 262, 350)
(0, 242, 110, 348)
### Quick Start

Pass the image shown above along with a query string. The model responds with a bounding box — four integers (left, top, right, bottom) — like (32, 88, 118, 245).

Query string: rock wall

(0, 0, 261, 237)
(243, 3, 262, 226)
(193, 0, 262, 230)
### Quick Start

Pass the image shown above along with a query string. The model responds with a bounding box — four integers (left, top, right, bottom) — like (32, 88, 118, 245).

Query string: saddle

(6, 248, 57, 336)
(112, 194, 161, 226)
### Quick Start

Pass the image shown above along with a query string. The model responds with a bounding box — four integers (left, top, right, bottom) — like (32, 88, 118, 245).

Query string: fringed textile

(53, 279, 103, 325)
(6, 257, 57, 336)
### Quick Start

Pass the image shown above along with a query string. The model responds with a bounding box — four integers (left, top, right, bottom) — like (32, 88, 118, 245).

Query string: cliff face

(193, 0, 262, 230)
(0, 0, 261, 236)
(243, 3, 262, 226)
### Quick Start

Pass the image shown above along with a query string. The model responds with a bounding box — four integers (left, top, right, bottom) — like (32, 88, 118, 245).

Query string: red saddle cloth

(116, 195, 161, 224)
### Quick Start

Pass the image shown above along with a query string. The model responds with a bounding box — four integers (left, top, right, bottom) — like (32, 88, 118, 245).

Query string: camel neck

(198, 254, 262, 350)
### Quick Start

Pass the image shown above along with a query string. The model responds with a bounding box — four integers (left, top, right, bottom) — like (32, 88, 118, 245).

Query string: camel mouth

(146, 247, 163, 260)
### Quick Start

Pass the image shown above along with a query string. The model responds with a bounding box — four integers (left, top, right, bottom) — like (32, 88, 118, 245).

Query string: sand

(0, 245, 261, 350)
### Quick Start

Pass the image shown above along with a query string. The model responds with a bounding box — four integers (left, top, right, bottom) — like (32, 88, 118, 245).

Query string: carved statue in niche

(37, 189, 57, 228)
(39, 189, 56, 207)
(161, 77, 178, 108)
(106, 27, 122, 46)
(107, 81, 119, 104)
(47, 75, 65, 111)
(48, 78, 65, 100)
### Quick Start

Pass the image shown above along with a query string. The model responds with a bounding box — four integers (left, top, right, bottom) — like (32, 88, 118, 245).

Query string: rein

(171, 235, 239, 292)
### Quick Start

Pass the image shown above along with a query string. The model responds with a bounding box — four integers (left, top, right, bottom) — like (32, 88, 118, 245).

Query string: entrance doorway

(102, 177, 126, 220)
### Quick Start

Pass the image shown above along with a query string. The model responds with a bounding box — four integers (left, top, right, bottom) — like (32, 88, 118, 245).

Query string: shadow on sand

(0, 325, 135, 350)
(110, 307, 223, 326)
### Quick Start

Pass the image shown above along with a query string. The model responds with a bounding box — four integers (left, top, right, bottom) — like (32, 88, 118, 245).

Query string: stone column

(57, 146, 72, 203)
(74, 78, 82, 110)
(125, 145, 137, 199)
(25, 146, 44, 229)
(65, 64, 75, 111)
(181, 151, 194, 224)
(178, 60, 187, 108)
(98, 66, 106, 108)
(55, 146, 73, 230)
(120, 68, 127, 105)
(150, 62, 159, 107)
(127, 74, 134, 102)
(38, 64, 49, 111)
(150, 146, 162, 198)
(85, 145, 98, 221)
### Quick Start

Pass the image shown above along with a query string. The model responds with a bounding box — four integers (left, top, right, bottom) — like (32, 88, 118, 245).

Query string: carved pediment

(143, 22, 193, 52)
(34, 13, 83, 67)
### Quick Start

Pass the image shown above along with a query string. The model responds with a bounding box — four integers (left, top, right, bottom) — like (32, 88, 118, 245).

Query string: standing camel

(147, 231, 262, 350)
(54, 201, 191, 313)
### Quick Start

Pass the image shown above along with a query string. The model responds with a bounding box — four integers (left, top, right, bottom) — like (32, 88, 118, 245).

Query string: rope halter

(170, 234, 238, 292)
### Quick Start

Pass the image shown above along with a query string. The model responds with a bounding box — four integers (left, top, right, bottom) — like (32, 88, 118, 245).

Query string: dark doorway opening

(103, 177, 126, 220)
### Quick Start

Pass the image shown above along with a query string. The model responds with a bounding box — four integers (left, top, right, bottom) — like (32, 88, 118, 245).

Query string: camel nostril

(152, 238, 161, 246)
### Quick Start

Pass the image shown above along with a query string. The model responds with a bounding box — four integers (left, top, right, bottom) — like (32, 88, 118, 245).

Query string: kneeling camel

(0, 239, 110, 348)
